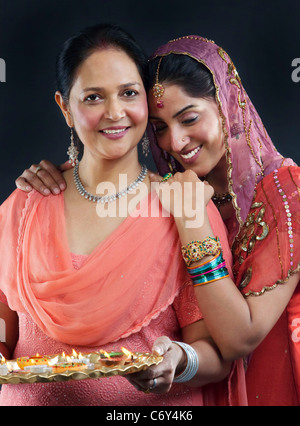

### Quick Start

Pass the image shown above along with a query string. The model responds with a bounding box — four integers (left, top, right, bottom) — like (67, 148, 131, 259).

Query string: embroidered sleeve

(173, 281, 203, 328)
(232, 166, 300, 297)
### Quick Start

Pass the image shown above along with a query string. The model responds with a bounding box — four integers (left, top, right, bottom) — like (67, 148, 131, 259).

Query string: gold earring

(67, 128, 79, 166)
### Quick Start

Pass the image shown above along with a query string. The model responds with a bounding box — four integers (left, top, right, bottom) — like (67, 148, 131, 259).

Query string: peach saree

(0, 186, 247, 405)
(0, 189, 193, 346)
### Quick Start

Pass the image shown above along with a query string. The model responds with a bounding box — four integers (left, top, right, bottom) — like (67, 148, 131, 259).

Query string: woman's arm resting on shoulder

(15, 160, 70, 195)
(125, 320, 232, 394)
(0, 302, 19, 359)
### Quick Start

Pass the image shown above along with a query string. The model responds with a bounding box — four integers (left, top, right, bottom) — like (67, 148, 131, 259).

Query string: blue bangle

(187, 251, 229, 286)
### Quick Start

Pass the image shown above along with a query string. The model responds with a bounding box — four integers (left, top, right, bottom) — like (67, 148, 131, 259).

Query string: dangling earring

(67, 128, 79, 166)
(141, 132, 150, 157)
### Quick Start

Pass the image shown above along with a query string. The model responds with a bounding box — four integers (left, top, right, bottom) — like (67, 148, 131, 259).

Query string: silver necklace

(73, 163, 148, 203)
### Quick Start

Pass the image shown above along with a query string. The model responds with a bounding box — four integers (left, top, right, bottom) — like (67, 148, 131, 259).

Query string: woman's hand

(149, 170, 214, 229)
(15, 160, 71, 195)
(125, 337, 185, 394)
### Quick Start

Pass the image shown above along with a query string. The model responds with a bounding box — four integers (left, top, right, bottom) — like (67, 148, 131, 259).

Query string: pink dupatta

(148, 36, 296, 244)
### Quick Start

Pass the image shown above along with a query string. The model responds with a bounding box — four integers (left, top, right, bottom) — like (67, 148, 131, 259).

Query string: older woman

(0, 25, 246, 406)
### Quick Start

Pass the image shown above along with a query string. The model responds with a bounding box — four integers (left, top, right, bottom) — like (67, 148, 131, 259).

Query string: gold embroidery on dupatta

(243, 267, 300, 298)
(235, 169, 300, 297)
(233, 196, 270, 292)
(233, 200, 269, 270)
(168, 36, 215, 44)
(260, 179, 284, 279)
(239, 267, 252, 289)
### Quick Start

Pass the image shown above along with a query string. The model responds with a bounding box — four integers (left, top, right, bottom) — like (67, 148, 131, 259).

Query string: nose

(169, 129, 189, 152)
(104, 98, 125, 121)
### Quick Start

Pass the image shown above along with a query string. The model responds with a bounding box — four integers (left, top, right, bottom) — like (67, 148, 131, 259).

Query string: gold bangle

(181, 236, 221, 266)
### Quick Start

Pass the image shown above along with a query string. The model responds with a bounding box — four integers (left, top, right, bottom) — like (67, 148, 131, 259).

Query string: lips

(100, 126, 130, 135)
(179, 145, 202, 161)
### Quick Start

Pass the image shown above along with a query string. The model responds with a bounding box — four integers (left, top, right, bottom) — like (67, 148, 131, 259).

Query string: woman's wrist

(175, 210, 214, 245)
(172, 341, 199, 383)
(173, 341, 188, 376)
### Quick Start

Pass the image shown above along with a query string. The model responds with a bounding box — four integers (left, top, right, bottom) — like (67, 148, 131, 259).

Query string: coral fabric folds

(0, 189, 191, 346)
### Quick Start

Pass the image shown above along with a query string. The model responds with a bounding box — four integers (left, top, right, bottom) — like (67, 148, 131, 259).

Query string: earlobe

(55, 91, 73, 127)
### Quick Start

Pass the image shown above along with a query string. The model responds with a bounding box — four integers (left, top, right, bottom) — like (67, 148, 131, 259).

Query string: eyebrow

(81, 82, 141, 94)
(149, 104, 196, 120)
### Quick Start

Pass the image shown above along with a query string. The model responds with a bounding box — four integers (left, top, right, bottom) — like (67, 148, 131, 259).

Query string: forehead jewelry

(152, 57, 165, 108)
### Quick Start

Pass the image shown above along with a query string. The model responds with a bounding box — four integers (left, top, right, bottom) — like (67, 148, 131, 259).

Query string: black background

(0, 0, 299, 203)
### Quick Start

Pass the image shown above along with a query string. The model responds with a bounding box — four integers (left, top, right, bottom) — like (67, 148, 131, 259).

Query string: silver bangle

(172, 341, 199, 383)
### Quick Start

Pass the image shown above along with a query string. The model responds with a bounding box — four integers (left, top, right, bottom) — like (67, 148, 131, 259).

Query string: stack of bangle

(172, 341, 199, 383)
(187, 250, 229, 286)
(181, 236, 221, 266)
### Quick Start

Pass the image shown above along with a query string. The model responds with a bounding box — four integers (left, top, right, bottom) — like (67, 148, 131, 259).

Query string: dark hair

(148, 54, 215, 99)
(56, 23, 149, 101)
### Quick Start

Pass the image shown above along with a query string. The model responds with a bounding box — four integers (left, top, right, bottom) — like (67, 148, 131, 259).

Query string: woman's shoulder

(262, 165, 300, 190)
(233, 165, 300, 296)
(0, 189, 61, 221)
(1, 188, 49, 207)
(257, 166, 300, 208)
(1, 188, 30, 211)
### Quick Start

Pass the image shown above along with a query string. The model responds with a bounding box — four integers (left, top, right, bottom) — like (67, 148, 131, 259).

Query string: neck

(205, 154, 229, 193)
(78, 150, 142, 193)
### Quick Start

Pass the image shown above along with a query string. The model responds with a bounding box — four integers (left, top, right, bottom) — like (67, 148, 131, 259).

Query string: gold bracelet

(181, 236, 221, 266)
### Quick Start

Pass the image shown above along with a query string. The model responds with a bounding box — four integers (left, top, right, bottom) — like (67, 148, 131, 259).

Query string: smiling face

(148, 84, 226, 177)
(57, 48, 148, 163)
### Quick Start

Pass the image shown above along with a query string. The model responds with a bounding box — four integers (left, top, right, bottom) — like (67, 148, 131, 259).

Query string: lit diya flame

(97, 347, 135, 367)
(30, 353, 42, 361)
(99, 349, 111, 359)
(62, 349, 89, 364)
(121, 347, 133, 359)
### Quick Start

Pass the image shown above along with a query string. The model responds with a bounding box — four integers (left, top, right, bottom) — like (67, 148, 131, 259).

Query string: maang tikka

(152, 57, 165, 108)
(67, 128, 79, 166)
